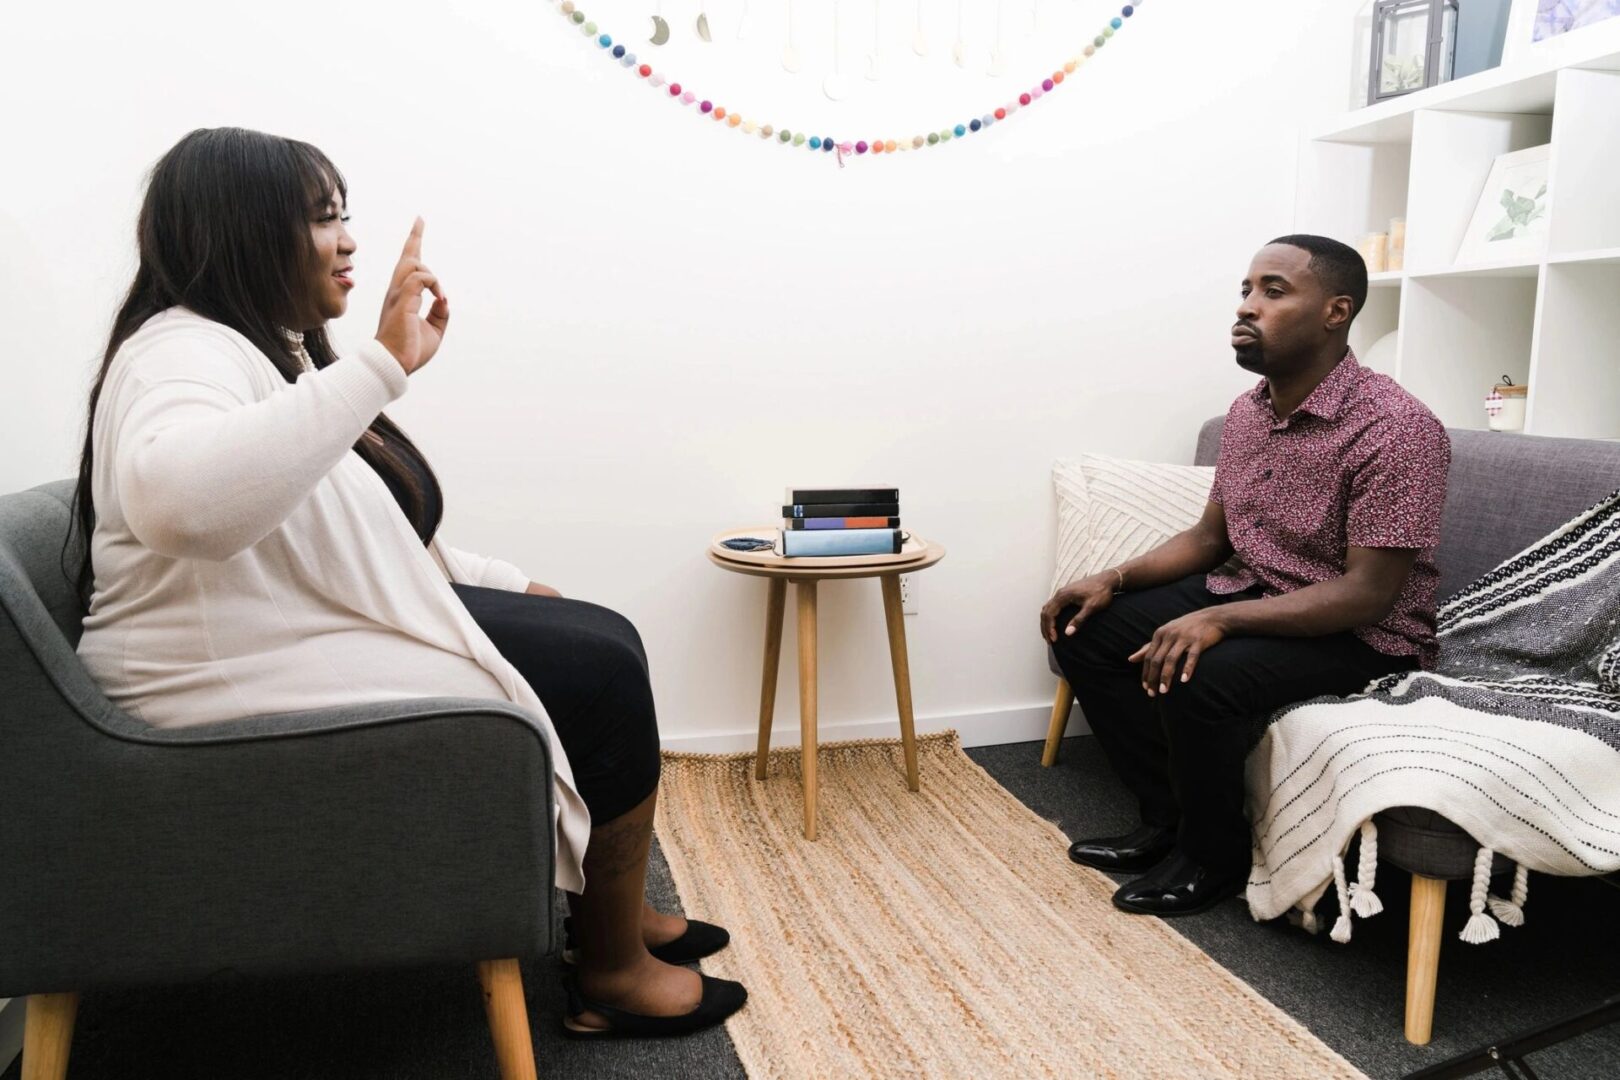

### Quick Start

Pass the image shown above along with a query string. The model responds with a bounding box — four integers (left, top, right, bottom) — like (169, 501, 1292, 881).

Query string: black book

(785, 486, 899, 504)
(782, 502, 901, 519)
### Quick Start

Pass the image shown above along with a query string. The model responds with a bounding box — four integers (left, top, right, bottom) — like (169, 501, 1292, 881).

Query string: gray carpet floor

(6, 735, 1617, 1079)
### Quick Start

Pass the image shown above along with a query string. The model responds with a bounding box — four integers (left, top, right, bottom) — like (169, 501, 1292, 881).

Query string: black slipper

(561, 916, 732, 966)
(561, 974, 747, 1039)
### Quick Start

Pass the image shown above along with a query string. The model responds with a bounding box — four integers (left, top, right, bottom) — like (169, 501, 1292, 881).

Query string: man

(1041, 235, 1450, 917)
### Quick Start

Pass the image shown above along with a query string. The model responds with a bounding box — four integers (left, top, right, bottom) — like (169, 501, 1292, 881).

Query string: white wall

(0, 0, 1344, 750)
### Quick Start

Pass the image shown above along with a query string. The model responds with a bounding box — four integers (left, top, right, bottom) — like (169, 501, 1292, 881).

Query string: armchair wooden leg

(1405, 874, 1447, 1046)
(478, 959, 537, 1080)
(1041, 678, 1074, 767)
(22, 992, 79, 1080)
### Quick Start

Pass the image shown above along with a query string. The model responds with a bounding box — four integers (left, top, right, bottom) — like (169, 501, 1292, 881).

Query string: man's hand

(525, 582, 562, 598)
(1128, 608, 1228, 696)
(1041, 573, 1117, 643)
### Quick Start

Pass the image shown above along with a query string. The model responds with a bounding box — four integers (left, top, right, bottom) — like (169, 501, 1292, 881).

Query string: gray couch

(1046, 419, 1620, 1044)
(0, 479, 557, 1079)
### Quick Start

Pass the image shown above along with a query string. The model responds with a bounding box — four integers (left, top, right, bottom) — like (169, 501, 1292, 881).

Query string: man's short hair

(1268, 234, 1368, 322)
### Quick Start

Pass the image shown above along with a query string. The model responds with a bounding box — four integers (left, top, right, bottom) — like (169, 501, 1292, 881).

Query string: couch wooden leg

(478, 959, 537, 1080)
(1406, 874, 1447, 1045)
(1042, 679, 1073, 767)
(22, 991, 79, 1080)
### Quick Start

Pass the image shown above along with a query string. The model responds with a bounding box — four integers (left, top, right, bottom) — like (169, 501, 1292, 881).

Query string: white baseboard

(661, 701, 1088, 755)
(0, 997, 23, 1076)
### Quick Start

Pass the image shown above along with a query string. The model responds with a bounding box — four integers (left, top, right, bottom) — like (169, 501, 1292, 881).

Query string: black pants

(453, 584, 662, 826)
(1052, 574, 1416, 874)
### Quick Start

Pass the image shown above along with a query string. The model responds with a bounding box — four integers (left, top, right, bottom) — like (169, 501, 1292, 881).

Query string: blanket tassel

(1460, 845, 1502, 944)
(1349, 819, 1384, 918)
(1488, 863, 1530, 927)
(1331, 854, 1354, 943)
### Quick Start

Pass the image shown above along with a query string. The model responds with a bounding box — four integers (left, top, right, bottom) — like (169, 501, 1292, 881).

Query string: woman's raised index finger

(401, 216, 425, 260)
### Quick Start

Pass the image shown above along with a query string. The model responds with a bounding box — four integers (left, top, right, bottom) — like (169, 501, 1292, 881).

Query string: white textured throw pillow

(1051, 454, 1216, 595)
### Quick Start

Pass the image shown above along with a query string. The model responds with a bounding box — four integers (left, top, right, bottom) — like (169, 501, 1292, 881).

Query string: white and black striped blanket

(1246, 489, 1620, 944)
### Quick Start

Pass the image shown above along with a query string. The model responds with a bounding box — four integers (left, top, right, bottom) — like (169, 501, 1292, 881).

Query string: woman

(72, 126, 743, 1039)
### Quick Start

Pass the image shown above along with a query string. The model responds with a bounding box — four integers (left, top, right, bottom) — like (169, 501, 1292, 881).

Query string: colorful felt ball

(994, 107, 1006, 120)
(1063, 60, 1076, 73)
(1111, 16, 1123, 28)
(1042, 78, 1054, 91)
(744, 120, 758, 133)
(913, 135, 925, 148)
(969, 119, 981, 132)
(855, 140, 868, 153)
(681, 91, 695, 103)
(581, 22, 594, 34)
(1084, 44, 1095, 56)
(981, 113, 994, 126)
(639, 64, 652, 77)
(621, 53, 637, 66)
(668, 82, 681, 95)
(560, 1, 574, 12)
(870, 140, 883, 153)
(1123, 4, 1134, 14)
(1053, 70, 1064, 83)
(1104, 25, 1114, 37)
(939, 129, 951, 142)
(1019, 92, 1031, 105)
(1007, 100, 1019, 114)
(927, 132, 939, 145)
(610, 41, 623, 55)
(885, 139, 897, 152)
(699, 99, 712, 112)
(779, 130, 792, 142)
(713, 106, 726, 119)
(809, 135, 822, 149)
(1032, 87, 1043, 100)
(761, 124, 773, 137)
(954, 124, 966, 137)
(598, 34, 611, 46)
(1094, 34, 1106, 46)
(823, 137, 834, 151)
(793, 132, 806, 145)
(572, 11, 584, 23)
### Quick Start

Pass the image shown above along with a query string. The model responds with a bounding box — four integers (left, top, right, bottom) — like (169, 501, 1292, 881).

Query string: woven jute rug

(654, 731, 1363, 1080)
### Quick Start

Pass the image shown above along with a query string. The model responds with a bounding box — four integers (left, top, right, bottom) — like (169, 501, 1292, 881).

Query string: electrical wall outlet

(900, 574, 918, 615)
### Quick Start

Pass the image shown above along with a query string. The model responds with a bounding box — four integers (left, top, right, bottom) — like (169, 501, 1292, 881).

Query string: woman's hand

(1040, 573, 1116, 643)
(375, 217, 449, 374)
(525, 582, 563, 598)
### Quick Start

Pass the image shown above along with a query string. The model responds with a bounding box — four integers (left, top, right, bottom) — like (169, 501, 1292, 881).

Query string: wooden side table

(708, 538, 946, 840)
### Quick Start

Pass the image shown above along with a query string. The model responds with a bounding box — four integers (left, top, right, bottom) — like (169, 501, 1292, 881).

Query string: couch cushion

(1051, 454, 1214, 595)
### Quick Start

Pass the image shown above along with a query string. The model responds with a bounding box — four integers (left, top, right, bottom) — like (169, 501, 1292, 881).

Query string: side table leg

(755, 578, 787, 780)
(880, 574, 921, 792)
(797, 580, 819, 840)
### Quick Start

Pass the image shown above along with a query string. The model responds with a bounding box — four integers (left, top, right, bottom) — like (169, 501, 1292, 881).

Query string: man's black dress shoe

(1066, 825, 1175, 873)
(1110, 851, 1246, 917)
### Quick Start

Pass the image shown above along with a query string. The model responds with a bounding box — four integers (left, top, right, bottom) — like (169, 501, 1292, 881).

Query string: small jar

(1485, 381, 1527, 432)
(1387, 218, 1406, 271)
(1359, 232, 1388, 273)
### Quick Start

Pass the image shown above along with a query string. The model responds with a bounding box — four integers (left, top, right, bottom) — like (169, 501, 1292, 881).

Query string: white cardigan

(77, 308, 589, 891)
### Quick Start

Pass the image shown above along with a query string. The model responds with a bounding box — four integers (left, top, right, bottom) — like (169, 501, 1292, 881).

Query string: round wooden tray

(709, 527, 933, 570)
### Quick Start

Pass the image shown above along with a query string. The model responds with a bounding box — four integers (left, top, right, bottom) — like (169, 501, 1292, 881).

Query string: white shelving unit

(1296, 20, 1620, 439)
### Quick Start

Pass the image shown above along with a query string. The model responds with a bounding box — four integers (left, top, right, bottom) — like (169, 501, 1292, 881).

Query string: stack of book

(780, 487, 903, 557)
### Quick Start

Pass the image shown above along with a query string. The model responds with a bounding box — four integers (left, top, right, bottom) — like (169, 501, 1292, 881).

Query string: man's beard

(1234, 341, 1266, 373)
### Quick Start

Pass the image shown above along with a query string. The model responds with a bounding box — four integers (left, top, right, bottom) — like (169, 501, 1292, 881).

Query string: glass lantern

(1369, 0, 1459, 103)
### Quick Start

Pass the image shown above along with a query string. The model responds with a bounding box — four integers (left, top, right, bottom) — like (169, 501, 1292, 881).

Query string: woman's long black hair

(68, 127, 442, 605)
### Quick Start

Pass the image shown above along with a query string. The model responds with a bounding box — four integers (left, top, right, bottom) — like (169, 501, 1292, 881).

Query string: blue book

(780, 528, 903, 557)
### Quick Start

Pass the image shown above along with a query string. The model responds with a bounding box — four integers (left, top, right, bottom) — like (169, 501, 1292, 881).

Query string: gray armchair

(0, 480, 556, 1080)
